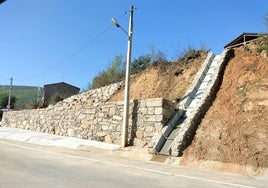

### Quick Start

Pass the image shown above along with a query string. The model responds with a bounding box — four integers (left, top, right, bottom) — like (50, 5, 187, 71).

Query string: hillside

(109, 39, 268, 175)
(180, 41, 268, 174)
(109, 51, 207, 101)
(0, 85, 43, 108)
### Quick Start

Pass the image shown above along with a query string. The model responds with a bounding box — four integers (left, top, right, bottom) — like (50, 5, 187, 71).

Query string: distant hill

(0, 85, 43, 109)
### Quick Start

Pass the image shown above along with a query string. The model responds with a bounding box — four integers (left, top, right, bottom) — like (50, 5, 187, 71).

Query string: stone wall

(1, 82, 174, 151)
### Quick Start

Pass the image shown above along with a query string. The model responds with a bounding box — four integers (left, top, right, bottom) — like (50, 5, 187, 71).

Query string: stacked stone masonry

(1, 83, 174, 151)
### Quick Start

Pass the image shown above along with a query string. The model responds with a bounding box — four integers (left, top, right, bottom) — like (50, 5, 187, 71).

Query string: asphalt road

(0, 139, 267, 188)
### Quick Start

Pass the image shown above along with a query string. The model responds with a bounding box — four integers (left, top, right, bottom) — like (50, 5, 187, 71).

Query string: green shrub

(131, 55, 151, 75)
(177, 45, 207, 64)
(92, 55, 125, 89)
(0, 92, 16, 109)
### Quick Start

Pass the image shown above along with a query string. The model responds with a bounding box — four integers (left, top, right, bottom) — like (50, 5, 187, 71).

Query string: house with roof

(224, 32, 268, 49)
(43, 82, 80, 105)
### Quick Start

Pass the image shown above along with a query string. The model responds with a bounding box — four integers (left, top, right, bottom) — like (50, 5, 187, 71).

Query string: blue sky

(0, 0, 267, 90)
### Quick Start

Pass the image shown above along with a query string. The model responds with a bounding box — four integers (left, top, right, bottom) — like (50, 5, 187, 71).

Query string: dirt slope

(179, 43, 268, 174)
(109, 41, 268, 175)
(109, 52, 207, 101)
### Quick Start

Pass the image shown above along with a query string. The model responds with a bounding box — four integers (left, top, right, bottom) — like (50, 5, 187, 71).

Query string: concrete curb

(0, 127, 121, 151)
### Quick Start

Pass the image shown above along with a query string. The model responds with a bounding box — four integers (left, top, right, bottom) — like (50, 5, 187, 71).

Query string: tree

(131, 55, 151, 75)
(0, 92, 17, 109)
(92, 55, 126, 89)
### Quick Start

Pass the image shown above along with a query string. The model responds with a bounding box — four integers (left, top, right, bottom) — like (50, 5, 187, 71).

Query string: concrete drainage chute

(154, 109, 185, 155)
(153, 49, 233, 156)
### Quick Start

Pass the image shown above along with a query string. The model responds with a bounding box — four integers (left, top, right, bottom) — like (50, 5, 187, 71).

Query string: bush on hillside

(92, 55, 125, 89)
(177, 45, 207, 64)
(91, 55, 152, 89)
(130, 55, 151, 75)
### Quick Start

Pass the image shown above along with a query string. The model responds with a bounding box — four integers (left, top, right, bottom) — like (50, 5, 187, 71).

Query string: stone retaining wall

(1, 83, 174, 151)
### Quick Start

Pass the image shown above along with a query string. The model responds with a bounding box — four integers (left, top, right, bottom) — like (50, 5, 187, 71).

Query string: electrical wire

(12, 11, 128, 82)
(1, 1, 162, 84)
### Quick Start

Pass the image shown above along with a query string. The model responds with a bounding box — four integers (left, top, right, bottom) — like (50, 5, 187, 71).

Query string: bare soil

(180, 42, 268, 175)
(109, 52, 207, 101)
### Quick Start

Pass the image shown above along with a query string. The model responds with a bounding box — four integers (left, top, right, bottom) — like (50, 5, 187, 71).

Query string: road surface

(0, 139, 266, 188)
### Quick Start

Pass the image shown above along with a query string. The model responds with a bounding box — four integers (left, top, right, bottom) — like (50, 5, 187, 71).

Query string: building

(43, 82, 80, 105)
(224, 32, 268, 49)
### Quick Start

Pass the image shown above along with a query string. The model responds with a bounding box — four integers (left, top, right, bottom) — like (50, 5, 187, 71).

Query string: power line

(15, 11, 128, 82)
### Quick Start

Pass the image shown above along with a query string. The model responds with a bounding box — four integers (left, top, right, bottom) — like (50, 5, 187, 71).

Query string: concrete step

(199, 82, 209, 90)
(203, 74, 212, 82)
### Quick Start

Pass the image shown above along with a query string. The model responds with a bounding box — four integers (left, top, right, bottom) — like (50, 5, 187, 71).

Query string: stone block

(25, 124, 31, 130)
(144, 131, 154, 137)
(101, 106, 110, 113)
(113, 139, 121, 145)
(109, 107, 116, 114)
(55, 126, 61, 135)
(105, 135, 113, 143)
(102, 125, 109, 131)
(154, 107, 163, 115)
(96, 132, 106, 138)
(81, 119, 90, 129)
(112, 132, 121, 140)
(136, 130, 144, 139)
(145, 98, 163, 107)
(154, 123, 163, 131)
(67, 128, 76, 137)
(145, 126, 154, 132)
(113, 115, 123, 121)
(138, 107, 147, 114)
(78, 114, 86, 120)
(75, 105, 82, 111)
(139, 100, 146, 108)
(147, 107, 155, 115)
(110, 124, 117, 131)
(144, 114, 163, 122)
(85, 108, 96, 114)
(134, 139, 146, 147)
(10, 122, 17, 128)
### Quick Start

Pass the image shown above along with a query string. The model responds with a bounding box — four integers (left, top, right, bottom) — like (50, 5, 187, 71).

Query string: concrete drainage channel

(154, 49, 234, 156)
